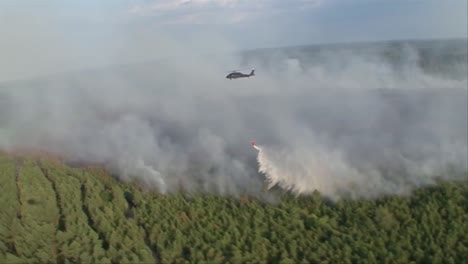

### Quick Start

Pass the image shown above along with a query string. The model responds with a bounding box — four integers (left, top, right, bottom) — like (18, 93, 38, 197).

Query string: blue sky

(127, 0, 468, 47)
(0, 0, 466, 81)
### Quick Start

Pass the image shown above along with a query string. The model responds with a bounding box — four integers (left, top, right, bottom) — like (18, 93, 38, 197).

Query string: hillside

(0, 153, 466, 263)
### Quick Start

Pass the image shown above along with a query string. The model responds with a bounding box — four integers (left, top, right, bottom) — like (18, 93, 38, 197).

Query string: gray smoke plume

(0, 39, 467, 199)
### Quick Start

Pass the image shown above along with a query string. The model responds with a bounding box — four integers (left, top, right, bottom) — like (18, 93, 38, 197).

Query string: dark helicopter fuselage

(226, 69, 255, 80)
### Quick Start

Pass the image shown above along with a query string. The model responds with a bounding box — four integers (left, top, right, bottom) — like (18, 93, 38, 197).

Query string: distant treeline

(240, 38, 468, 80)
(0, 153, 467, 263)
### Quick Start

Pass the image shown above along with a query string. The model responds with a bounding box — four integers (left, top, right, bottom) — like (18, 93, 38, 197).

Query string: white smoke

(256, 144, 361, 197)
(0, 40, 467, 199)
(255, 138, 467, 200)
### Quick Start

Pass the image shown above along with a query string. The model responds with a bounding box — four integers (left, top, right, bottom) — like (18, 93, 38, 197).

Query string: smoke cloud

(0, 39, 467, 200)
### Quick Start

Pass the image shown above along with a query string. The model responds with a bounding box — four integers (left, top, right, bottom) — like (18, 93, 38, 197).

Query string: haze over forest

(1, 38, 467, 200)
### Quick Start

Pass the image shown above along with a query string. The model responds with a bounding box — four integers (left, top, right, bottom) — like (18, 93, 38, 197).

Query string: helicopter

(226, 68, 255, 80)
